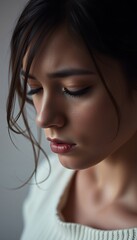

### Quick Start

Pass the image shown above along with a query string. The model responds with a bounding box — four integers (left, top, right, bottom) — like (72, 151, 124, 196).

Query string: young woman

(7, 0, 137, 239)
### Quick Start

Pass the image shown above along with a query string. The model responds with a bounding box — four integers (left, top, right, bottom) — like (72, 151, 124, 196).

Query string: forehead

(22, 25, 129, 100)
(23, 25, 96, 74)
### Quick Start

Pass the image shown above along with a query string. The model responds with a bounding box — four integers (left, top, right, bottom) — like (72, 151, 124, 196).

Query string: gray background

(0, 1, 50, 239)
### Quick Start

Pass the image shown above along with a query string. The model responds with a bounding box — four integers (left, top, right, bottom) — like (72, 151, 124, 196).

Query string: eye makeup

(27, 87, 43, 96)
(62, 86, 91, 98)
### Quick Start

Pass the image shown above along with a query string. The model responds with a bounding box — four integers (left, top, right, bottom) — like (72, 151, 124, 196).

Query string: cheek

(32, 97, 42, 117)
(33, 96, 40, 109)
(70, 93, 118, 146)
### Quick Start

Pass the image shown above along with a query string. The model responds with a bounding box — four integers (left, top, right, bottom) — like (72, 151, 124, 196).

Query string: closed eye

(27, 87, 43, 96)
(62, 86, 91, 97)
(27, 86, 91, 97)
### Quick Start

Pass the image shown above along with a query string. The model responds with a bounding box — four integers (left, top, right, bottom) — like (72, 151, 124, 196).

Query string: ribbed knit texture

(21, 155, 137, 240)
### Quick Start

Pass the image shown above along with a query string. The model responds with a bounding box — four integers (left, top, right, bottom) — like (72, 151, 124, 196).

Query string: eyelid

(63, 86, 91, 97)
(27, 77, 42, 88)
(27, 86, 43, 96)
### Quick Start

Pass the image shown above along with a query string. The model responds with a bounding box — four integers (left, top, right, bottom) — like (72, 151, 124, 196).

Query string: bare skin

(62, 162, 137, 229)
(23, 25, 137, 230)
(62, 133, 137, 229)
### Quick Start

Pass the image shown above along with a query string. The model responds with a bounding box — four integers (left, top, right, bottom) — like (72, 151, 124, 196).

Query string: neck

(83, 133, 137, 203)
(93, 160, 132, 201)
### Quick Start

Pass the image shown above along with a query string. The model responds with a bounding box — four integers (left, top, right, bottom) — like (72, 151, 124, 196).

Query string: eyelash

(62, 87, 91, 97)
(27, 87, 43, 96)
(27, 86, 91, 97)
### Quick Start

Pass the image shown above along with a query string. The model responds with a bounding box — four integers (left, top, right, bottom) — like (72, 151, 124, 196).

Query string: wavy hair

(7, 0, 137, 183)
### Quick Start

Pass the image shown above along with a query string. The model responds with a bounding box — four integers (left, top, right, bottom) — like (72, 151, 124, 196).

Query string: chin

(58, 154, 98, 170)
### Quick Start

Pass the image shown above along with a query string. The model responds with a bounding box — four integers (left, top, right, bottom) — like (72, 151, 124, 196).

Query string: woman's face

(23, 26, 137, 169)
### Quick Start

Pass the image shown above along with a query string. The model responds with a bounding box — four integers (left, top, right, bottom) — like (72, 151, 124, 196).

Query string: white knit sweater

(21, 155, 137, 240)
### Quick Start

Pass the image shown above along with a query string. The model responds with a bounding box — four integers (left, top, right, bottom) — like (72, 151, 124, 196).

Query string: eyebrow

(20, 68, 94, 80)
(47, 68, 94, 78)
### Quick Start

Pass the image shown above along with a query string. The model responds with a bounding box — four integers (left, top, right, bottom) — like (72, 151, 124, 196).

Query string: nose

(36, 93, 66, 129)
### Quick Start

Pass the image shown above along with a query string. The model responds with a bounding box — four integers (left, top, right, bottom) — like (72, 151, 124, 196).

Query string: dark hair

(7, 0, 137, 182)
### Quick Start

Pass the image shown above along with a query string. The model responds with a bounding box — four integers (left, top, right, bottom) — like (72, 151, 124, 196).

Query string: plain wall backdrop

(0, 1, 51, 239)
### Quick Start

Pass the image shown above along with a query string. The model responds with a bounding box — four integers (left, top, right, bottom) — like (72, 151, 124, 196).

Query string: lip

(47, 138, 76, 154)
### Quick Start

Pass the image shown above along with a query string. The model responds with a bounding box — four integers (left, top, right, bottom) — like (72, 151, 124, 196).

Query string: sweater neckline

(54, 168, 137, 240)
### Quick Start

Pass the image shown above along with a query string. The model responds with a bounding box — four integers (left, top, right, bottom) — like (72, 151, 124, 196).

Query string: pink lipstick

(47, 138, 76, 154)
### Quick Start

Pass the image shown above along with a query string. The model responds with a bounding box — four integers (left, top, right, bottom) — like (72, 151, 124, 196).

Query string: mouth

(47, 138, 76, 154)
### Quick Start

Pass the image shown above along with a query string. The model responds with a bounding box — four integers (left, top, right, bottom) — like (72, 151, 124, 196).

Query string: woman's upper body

(21, 155, 137, 240)
(7, 0, 137, 238)
(22, 23, 137, 230)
